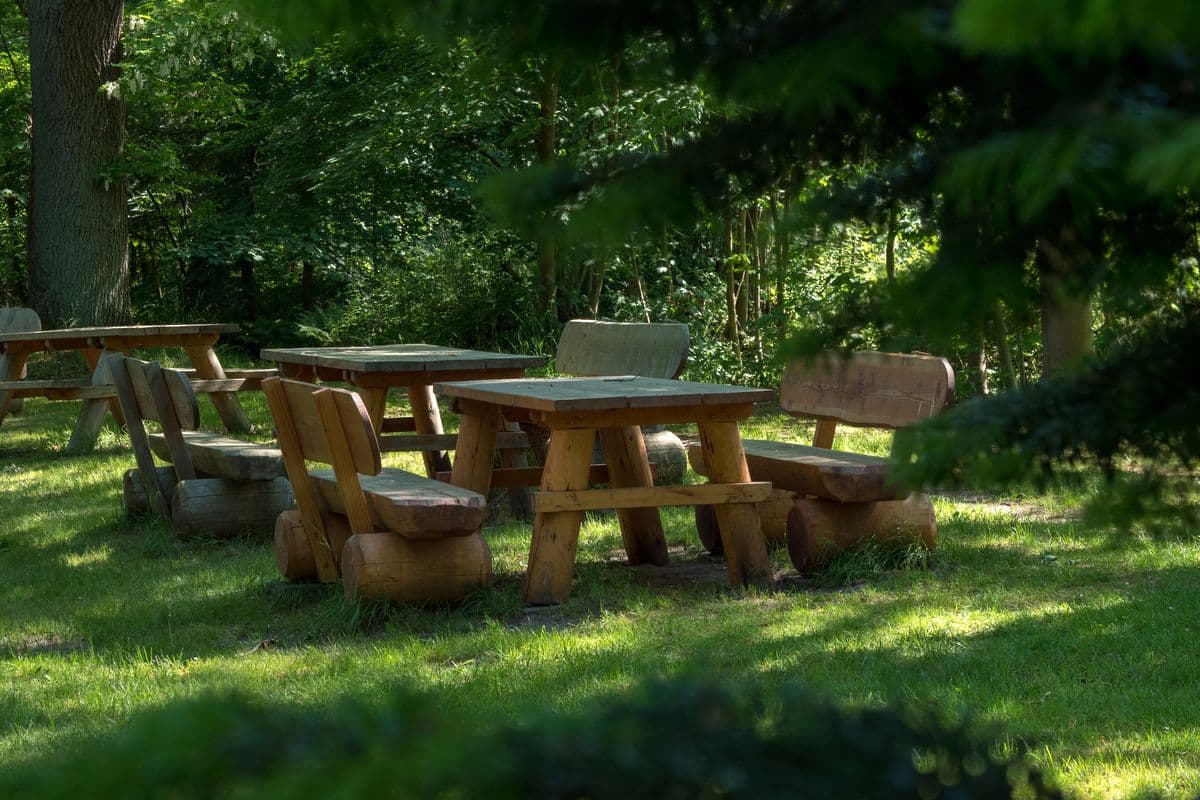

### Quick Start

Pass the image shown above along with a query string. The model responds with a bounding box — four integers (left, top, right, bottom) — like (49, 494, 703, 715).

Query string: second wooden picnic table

(0, 323, 252, 453)
(259, 344, 546, 477)
(436, 375, 776, 605)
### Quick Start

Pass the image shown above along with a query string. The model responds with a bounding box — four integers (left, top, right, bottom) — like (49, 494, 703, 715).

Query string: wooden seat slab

(689, 439, 901, 504)
(311, 467, 487, 538)
(147, 431, 285, 482)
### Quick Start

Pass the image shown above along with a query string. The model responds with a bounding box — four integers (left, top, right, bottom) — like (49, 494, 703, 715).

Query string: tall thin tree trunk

(885, 202, 897, 283)
(724, 216, 739, 349)
(536, 62, 558, 320)
(990, 304, 1018, 391)
(1037, 232, 1094, 374)
(28, 0, 128, 327)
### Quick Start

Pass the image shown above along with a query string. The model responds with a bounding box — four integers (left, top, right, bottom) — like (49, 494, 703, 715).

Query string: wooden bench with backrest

(0, 307, 41, 416)
(263, 376, 491, 605)
(689, 351, 954, 570)
(107, 354, 293, 538)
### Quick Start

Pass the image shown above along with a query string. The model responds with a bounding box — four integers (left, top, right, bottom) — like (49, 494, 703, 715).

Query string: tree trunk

(535, 62, 558, 319)
(885, 202, 897, 283)
(27, 0, 128, 328)
(1037, 232, 1094, 374)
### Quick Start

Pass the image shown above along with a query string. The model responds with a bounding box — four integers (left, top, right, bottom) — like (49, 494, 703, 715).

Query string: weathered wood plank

(437, 376, 772, 415)
(260, 344, 544, 374)
(147, 431, 285, 482)
(379, 430, 529, 453)
(781, 351, 954, 429)
(171, 477, 294, 539)
(691, 439, 902, 503)
(555, 319, 689, 379)
(311, 467, 487, 538)
(533, 481, 772, 514)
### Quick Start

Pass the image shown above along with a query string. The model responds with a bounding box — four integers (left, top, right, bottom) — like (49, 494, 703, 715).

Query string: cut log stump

(695, 487, 792, 555)
(123, 466, 180, 516)
(341, 532, 492, 606)
(274, 508, 355, 581)
(787, 494, 936, 572)
(643, 426, 687, 485)
(171, 477, 294, 539)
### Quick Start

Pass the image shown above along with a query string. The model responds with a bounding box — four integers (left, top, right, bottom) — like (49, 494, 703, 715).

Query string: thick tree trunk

(28, 0, 128, 328)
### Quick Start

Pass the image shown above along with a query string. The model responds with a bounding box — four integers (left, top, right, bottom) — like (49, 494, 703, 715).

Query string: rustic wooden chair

(690, 351, 955, 570)
(263, 376, 491, 604)
(0, 306, 41, 416)
(107, 353, 291, 538)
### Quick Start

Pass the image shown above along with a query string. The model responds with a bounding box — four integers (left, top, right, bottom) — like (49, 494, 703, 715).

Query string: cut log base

(697, 492, 935, 571)
(171, 477, 294, 539)
(123, 467, 179, 516)
(341, 532, 493, 606)
(274, 509, 354, 581)
(787, 495, 936, 572)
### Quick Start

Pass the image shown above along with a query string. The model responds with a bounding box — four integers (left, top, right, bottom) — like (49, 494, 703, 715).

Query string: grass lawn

(1, 352, 1197, 798)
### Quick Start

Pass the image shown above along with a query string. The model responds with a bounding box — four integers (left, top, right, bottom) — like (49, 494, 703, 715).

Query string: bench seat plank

(148, 431, 285, 482)
(689, 440, 902, 503)
(311, 467, 487, 538)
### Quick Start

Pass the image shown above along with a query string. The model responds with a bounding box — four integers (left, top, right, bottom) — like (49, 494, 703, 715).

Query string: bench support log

(341, 531, 492, 605)
(274, 509, 355, 580)
(171, 477, 294, 539)
(786, 494, 936, 572)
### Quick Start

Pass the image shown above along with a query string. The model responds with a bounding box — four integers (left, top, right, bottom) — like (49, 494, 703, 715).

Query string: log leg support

(695, 421, 772, 590)
(696, 488, 793, 555)
(523, 428, 595, 605)
(274, 508, 355, 580)
(171, 477, 294, 539)
(342, 532, 492, 606)
(786, 494, 937, 572)
(598, 425, 668, 566)
(185, 345, 252, 434)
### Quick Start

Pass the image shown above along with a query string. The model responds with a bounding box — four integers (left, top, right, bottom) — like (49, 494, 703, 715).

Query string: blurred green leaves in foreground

(2, 676, 1061, 799)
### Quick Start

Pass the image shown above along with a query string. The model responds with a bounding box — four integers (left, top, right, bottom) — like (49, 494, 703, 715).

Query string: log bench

(263, 376, 490, 605)
(690, 351, 954, 571)
(108, 354, 293, 538)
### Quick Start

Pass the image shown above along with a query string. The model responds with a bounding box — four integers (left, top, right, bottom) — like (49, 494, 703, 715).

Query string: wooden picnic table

(259, 344, 546, 477)
(436, 375, 776, 605)
(0, 323, 252, 453)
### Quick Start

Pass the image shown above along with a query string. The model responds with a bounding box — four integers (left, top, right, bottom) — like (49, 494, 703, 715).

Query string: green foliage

(2, 677, 1061, 799)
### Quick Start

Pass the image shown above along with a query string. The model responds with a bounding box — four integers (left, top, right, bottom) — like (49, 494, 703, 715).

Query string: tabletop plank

(0, 323, 238, 345)
(436, 376, 773, 413)
(260, 344, 545, 374)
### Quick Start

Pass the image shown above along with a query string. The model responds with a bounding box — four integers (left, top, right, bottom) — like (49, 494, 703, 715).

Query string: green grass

(1, 355, 1198, 798)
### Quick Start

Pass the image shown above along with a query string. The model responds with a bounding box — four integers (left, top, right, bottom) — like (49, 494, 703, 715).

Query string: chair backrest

(554, 319, 689, 378)
(106, 353, 204, 516)
(262, 377, 382, 576)
(781, 351, 954, 445)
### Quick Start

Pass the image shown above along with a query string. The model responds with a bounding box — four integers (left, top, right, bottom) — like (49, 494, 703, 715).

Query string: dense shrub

(1, 677, 1061, 799)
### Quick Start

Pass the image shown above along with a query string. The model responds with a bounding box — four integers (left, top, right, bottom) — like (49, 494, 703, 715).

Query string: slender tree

(27, 0, 128, 327)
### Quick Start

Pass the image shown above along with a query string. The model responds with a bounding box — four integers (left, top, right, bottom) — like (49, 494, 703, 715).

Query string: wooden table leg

(407, 384, 451, 477)
(524, 427, 596, 605)
(598, 425, 669, 566)
(359, 387, 389, 434)
(499, 419, 533, 521)
(66, 353, 116, 454)
(185, 345, 251, 434)
(82, 347, 125, 428)
(449, 403, 502, 495)
(0, 349, 29, 427)
(696, 420, 773, 591)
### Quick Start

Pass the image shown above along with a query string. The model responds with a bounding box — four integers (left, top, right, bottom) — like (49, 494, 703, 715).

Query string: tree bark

(1037, 232, 1094, 374)
(28, 0, 128, 328)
